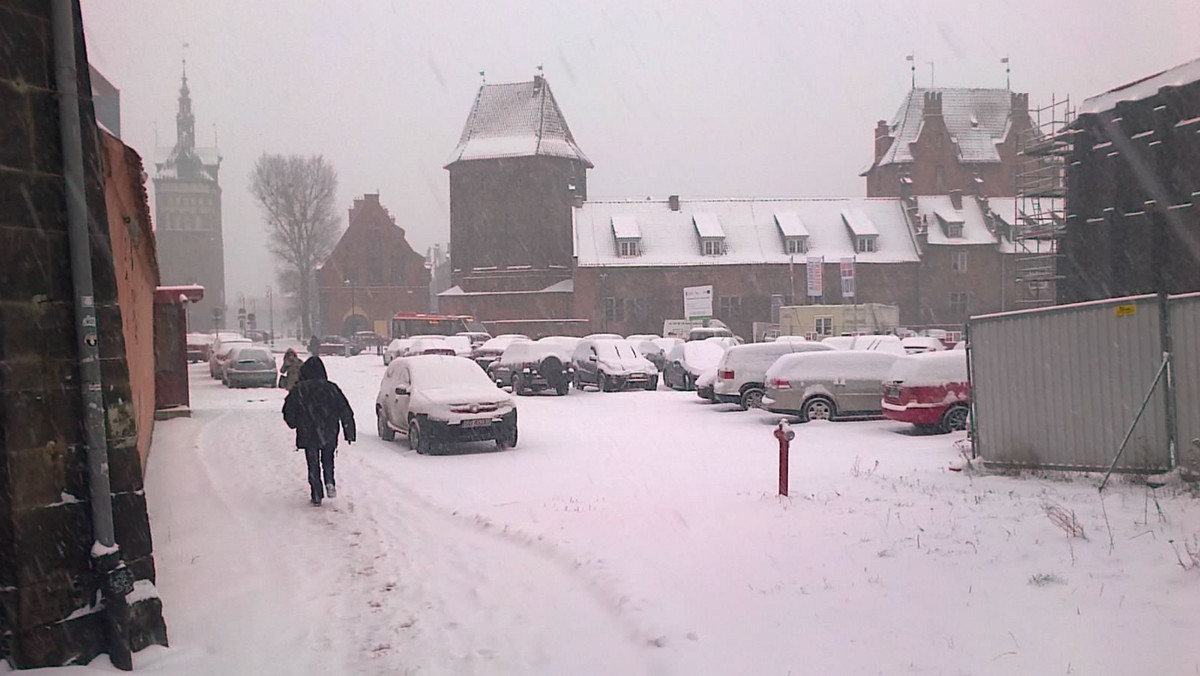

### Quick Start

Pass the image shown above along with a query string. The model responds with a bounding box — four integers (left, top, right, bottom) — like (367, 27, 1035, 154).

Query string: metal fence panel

(971, 295, 1170, 471)
(1170, 293, 1200, 469)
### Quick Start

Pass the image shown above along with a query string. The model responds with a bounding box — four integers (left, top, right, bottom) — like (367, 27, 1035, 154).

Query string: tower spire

(176, 55, 194, 154)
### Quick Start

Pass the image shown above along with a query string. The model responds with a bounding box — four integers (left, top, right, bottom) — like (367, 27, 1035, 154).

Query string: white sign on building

(683, 285, 714, 320)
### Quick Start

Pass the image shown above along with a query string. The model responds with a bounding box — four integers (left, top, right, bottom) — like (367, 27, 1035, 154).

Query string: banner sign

(683, 285, 714, 320)
(806, 256, 823, 298)
(840, 257, 856, 299)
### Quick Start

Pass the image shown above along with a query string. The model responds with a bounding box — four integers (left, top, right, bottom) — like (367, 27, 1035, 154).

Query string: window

(618, 240, 639, 257)
(947, 223, 964, 238)
(702, 239, 724, 256)
(785, 237, 807, 255)
(935, 165, 946, 192)
(604, 297, 625, 322)
(632, 297, 649, 321)
(952, 250, 968, 272)
(815, 316, 833, 336)
(950, 292, 970, 315)
(718, 296, 741, 317)
(857, 236, 877, 253)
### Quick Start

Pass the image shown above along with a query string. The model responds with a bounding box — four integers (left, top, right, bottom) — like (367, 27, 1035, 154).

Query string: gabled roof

(876, 88, 1015, 167)
(1079, 56, 1200, 116)
(611, 214, 641, 239)
(774, 211, 808, 238)
(445, 77, 592, 168)
(574, 198, 920, 267)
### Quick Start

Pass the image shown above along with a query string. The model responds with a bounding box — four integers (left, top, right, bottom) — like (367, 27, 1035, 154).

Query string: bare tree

(249, 154, 340, 337)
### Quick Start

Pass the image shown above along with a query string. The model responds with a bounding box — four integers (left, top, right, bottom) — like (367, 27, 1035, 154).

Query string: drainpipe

(50, 0, 135, 669)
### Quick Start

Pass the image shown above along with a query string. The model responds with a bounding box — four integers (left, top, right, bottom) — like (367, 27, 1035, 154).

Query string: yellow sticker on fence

(1114, 304, 1137, 317)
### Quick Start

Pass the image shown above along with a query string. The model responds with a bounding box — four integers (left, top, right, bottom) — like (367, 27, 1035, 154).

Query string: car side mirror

(395, 386, 409, 396)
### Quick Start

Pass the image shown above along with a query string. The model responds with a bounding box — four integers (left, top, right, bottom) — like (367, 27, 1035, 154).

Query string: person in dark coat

(282, 356, 356, 505)
(308, 335, 322, 357)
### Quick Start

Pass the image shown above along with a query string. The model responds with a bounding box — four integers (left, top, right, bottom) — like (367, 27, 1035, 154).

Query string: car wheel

(496, 423, 518, 450)
(801, 396, 835, 422)
(645, 376, 658, 391)
(684, 374, 695, 391)
(408, 416, 431, 454)
(599, 372, 613, 392)
(572, 371, 583, 391)
(377, 408, 395, 441)
(939, 404, 970, 434)
(511, 374, 525, 396)
(739, 387, 765, 410)
(556, 381, 569, 396)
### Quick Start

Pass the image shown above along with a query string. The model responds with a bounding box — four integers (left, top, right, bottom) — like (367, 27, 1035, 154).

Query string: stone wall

(0, 0, 167, 667)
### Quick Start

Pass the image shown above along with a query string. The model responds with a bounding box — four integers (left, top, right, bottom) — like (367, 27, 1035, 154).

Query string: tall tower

(153, 61, 226, 330)
(445, 74, 591, 292)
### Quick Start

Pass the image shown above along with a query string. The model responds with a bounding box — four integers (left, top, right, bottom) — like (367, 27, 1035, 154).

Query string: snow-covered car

(695, 368, 718, 402)
(472, 335, 530, 371)
(443, 335, 474, 357)
(317, 335, 363, 357)
(686, 326, 734, 342)
(383, 338, 415, 365)
(663, 339, 726, 391)
(375, 355, 517, 453)
(222, 346, 278, 388)
(408, 336, 457, 356)
(882, 350, 970, 433)
(821, 334, 907, 355)
(456, 331, 492, 349)
(713, 341, 834, 410)
(209, 334, 251, 379)
(763, 350, 901, 422)
(583, 333, 624, 340)
(187, 332, 214, 363)
(901, 336, 946, 354)
(489, 340, 573, 396)
(570, 338, 658, 391)
(631, 339, 669, 371)
(625, 333, 661, 342)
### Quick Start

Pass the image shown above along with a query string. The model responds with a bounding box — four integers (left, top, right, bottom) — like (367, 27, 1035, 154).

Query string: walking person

(308, 334, 322, 357)
(279, 348, 302, 390)
(282, 356, 356, 506)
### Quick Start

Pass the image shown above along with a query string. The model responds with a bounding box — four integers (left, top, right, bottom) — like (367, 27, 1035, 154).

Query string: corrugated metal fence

(969, 293, 1198, 472)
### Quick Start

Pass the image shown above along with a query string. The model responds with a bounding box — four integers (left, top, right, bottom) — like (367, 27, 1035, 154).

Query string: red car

(882, 351, 970, 433)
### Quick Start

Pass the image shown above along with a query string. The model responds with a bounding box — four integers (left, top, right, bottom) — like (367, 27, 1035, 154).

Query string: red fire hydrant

(774, 419, 795, 496)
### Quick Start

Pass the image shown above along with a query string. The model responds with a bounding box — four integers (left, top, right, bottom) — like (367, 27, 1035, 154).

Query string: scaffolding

(1013, 95, 1074, 306)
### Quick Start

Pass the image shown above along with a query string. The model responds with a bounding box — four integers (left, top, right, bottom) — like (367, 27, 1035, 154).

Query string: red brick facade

(317, 193, 430, 336)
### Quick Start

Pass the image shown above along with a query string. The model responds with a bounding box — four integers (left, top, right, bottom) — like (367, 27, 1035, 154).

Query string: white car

(820, 334, 907, 355)
(713, 341, 834, 410)
(570, 338, 658, 391)
(901, 336, 946, 354)
(383, 338, 415, 365)
(375, 355, 518, 453)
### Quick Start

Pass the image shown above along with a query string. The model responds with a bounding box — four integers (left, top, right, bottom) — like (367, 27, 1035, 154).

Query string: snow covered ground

(19, 354, 1200, 675)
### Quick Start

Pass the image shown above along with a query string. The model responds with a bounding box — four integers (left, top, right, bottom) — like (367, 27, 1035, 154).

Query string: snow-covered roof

(877, 88, 1015, 166)
(774, 211, 809, 238)
(693, 213, 725, 239)
(611, 214, 641, 239)
(437, 279, 574, 297)
(1080, 56, 1200, 116)
(574, 198, 920, 267)
(445, 78, 592, 167)
(982, 197, 1063, 253)
(915, 196, 998, 246)
(841, 208, 879, 237)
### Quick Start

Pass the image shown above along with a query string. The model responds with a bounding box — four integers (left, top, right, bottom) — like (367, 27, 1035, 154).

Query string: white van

(713, 341, 834, 410)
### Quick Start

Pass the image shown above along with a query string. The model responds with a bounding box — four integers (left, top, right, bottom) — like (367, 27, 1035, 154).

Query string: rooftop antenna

(906, 53, 915, 89)
(1002, 56, 1010, 91)
(926, 61, 935, 88)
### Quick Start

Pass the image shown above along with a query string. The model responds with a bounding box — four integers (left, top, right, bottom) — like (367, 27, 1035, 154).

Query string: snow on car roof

(575, 197, 919, 267)
(405, 354, 496, 386)
(767, 349, 900, 382)
(885, 350, 968, 387)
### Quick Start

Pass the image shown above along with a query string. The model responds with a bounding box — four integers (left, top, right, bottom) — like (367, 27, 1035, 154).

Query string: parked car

(663, 339, 726, 391)
(489, 340, 574, 396)
(695, 368, 718, 402)
(244, 329, 271, 343)
(626, 334, 661, 342)
(352, 331, 385, 353)
(583, 333, 624, 340)
(384, 338, 415, 365)
(442, 335, 474, 357)
(187, 332, 214, 363)
(763, 350, 901, 422)
(456, 331, 492, 349)
(686, 326, 734, 342)
(632, 339, 669, 371)
(536, 335, 582, 356)
(713, 341, 834, 410)
(901, 336, 946, 354)
(209, 334, 251, 379)
(821, 334, 907, 355)
(375, 355, 517, 453)
(571, 338, 658, 391)
(317, 335, 363, 356)
(222, 346, 278, 388)
(882, 351, 970, 433)
(408, 336, 457, 356)
(472, 335, 530, 371)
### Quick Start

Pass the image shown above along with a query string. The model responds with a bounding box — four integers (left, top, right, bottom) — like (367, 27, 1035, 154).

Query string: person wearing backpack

(282, 356, 356, 505)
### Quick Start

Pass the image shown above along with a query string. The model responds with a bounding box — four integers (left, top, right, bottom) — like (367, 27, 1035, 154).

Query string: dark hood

(299, 356, 328, 382)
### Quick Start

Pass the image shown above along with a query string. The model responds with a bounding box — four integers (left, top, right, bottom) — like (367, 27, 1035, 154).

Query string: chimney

(874, 120, 892, 161)
(532, 74, 544, 93)
(1010, 92, 1028, 112)
(923, 91, 943, 118)
(668, 195, 680, 211)
(949, 189, 963, 210)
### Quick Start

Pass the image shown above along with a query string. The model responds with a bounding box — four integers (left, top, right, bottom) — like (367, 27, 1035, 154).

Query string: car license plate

(462, 418, 492, 429)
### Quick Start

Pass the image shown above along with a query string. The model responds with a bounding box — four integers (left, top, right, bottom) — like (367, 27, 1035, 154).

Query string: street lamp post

(267, 286, 274, 346)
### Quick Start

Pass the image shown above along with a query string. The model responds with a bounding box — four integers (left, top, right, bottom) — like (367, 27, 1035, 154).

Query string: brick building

(1058, 57, 1200, 302)
(863, 88, 1033, 198)
(316, 193, 430, 336)
(153, 63, 225, 331)
(439, 75, 592, 330)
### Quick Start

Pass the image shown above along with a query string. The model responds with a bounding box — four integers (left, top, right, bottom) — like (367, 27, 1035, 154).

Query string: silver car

(763, 351, 900, 422)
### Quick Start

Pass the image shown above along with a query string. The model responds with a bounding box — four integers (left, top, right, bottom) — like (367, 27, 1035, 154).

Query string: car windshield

(409, 356, 497, 389)
(595, 340, 641, 360)
(235, 349, 271, 362)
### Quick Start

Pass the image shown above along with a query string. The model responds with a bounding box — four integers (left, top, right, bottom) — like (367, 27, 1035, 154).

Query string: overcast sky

(81, 0, 1200, 304)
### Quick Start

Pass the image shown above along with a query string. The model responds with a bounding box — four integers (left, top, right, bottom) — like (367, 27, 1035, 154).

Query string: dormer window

(694, 213, 726, 256)
(934, 206, 966, 239)
(842, 208, 879, 255)
(857, 236, 877, 253)
(611, 214, 642, 258)
(947, 223, 964, 238)
(775, 211, 809, 256)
